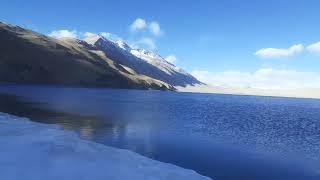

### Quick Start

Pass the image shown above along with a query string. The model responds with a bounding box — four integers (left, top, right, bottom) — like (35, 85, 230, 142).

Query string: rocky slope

(0, 21, 200, 90)
(84, 35, 201, 86)
(0, 22, 174, 90)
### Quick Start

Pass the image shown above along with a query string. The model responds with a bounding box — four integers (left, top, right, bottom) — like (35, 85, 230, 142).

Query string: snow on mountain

(131, 48, 183, 75)
(116, 39, 132, 51)
(0, 112, 211, 180)
(89, 35, 185, 75)
(83, 34, 201, 86)
(85, 35, 131, 52)
(84, 34, 100, 45)
(0, 21, 172, 90)
(84, 35, 135, 58)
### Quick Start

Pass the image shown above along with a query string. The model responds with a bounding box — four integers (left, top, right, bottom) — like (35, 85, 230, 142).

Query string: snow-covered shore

(0, 113, 211, 180)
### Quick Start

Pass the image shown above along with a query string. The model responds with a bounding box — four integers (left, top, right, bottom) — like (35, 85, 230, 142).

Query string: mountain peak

(115, 40, 132, 51)
(84, 34, 133, 52)
(84, 34, 107, 45)
(81, 34, 198, 84)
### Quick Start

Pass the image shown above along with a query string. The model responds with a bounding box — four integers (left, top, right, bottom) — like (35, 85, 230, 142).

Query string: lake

(0, 84, 319, 180)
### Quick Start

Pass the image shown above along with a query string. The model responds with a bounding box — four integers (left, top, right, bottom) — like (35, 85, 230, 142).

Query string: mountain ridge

(81, 34, 201, 86)
(0, 22, 175, 90)
(0, 21, 201, 90)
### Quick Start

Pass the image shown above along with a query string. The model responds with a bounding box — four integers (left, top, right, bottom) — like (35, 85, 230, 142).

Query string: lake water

(0, 85, 320, 180)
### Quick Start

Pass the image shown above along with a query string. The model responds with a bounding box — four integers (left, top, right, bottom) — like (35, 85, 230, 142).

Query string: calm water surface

(0, 85, 320, 180)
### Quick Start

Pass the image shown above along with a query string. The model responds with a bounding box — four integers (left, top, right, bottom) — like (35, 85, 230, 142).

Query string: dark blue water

(1, 85, 320, 180)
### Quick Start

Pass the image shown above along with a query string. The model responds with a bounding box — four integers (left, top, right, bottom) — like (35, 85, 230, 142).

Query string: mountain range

(0, 21, 201, 90)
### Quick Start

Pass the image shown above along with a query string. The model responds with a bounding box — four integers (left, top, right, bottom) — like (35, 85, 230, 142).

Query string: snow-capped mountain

(130, 48, 187, 75)
(83, 35, 200, 86)
(0, 20, 200, 89)
(0, 21, 173, 90)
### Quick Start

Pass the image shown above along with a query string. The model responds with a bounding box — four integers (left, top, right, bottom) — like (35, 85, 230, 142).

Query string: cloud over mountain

(307, 41, 320, 55)
(130, 18, 163, 36)
(48, 30, 78, 39)
(255, 44, 304, 58)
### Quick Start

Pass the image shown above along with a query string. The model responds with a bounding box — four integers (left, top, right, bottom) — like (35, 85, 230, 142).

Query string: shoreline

(0, 112, 210, 180)
(1, 88, 320, 179)
(176, 84, 320, 100)
(1, 83, 320, 100)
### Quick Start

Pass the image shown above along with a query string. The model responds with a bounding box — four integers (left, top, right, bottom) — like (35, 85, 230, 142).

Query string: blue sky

(1, 0, 320, 89)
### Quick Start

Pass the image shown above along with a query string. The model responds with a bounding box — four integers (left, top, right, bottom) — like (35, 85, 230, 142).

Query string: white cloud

(255, 44, 304, 58)
(149, 21, 162, 36)
(129, 18, 164, 50)
(83, 32, 117, 41)
(165, 55, 177, 64)
(83, 32, 97, 38)
(133, 37, 157, 50)
(100, 32, 111, 38)
(130, 18, 147, 31)
(83, 32, 111, 39)
(307, 41, 320, 55)
(49, 18, 166, 53)
(192, 68, 320, 90)
(49, 30, 78, 39)
(130, 18, 163, 36)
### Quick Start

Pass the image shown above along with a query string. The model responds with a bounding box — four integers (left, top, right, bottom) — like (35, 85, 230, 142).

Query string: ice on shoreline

(0, 113, 211, 180)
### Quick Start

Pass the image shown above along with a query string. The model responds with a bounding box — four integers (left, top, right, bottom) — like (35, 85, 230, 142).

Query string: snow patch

(116, 40, 132, 51)
(0, 113, 211, 180)
(83, 35, 191, 76)
(131, 48, 188, 75)
(84, 34, 103, 45)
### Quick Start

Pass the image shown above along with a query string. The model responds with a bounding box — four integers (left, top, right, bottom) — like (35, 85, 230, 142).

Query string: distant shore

(176, 84, 320, 100)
